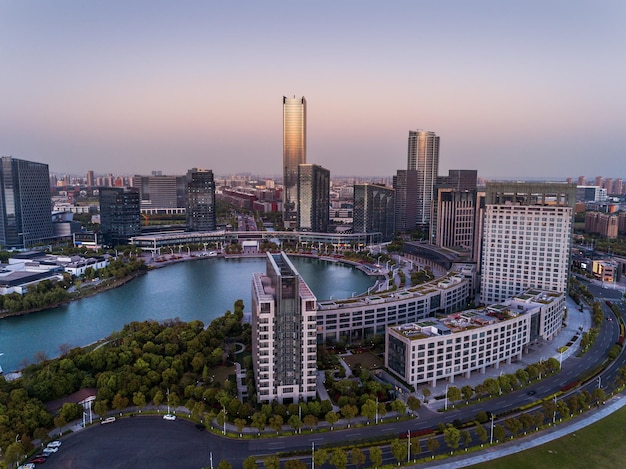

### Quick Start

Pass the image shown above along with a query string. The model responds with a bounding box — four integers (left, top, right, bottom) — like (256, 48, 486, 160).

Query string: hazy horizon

(2, 1, 625, 180)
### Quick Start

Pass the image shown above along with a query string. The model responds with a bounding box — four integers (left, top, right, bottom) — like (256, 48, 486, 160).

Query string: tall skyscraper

(251, 252, 317, 403)
(86, 170, 95, 188)
(480, 182, 576, 304)
(297, 164, 330, 232)
(186, 168, 216, 232)
(0, 156, 53, 249)
(407, 130, 439, 226)
(353, 183, 395, 242)
(98, 187, 141, 247)
(283, 96, 306, 228)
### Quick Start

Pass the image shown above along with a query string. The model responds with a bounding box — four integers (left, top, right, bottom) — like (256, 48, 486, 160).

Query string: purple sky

(1, 1, 625, 180)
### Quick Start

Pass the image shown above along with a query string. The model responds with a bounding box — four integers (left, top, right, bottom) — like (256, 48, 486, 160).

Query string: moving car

(46, 441, 62, 448)
(163, 414, 176, 421)
(101, 416, 116, 424)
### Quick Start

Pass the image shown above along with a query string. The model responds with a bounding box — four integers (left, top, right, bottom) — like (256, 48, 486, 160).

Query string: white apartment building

(251, 252, 317, 403)
(480, 182, 576, 304)
(386, 289, 565, 388)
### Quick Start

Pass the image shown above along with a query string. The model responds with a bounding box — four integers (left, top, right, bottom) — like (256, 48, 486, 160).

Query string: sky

(1, 1, 625, 180)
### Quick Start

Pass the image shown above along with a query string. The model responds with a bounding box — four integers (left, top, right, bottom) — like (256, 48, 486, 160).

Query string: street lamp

(444, 384, 449, 411)
(490, 413, 495, 444)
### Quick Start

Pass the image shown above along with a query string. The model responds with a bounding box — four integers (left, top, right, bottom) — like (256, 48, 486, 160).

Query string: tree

(461, 430, 472, 450)
(475, 410, 488, 424)
(426, 437, 439, 458)
(94, 399, 109, 418)
(410, 438, 422, 461)
(369, 446, 383, 468)
(461, 385, 474, 403)
(288, 414, 303, 434)
(243, 456, 258, 469)
(263, 455, 280, 469)
(504, 417, 522, 438)
(447, 386, 461, 407)
(300, 413, 316, 431)
(475, 423, 488, 446)
(251, 412, 266, 434)
(314, 448, 329, 467)
(284, 460, 306, 469)
(421, 387, 431, 403)
(390, 438, 408, 465)
(350, 447, 366, 469)
(217, 460, 232, 469)
(133, 391, 147, 412)
(406, 395, 421, 414)
(329, 448, 348, 469)
(593, 387, 606, 405)
(390, 399, 406, 418)
(443, 424, 461, 453)
(112, 392, 129, 412)
(268, 414, 283, 434)
(361, 399, 377, 423)
(325, 411, 339, 429)
(493, 424, 506, 442)
(340, 404, 358, 427)
(234, 418, 247, 435)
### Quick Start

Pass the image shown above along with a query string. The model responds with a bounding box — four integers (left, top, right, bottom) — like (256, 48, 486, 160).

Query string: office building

(432, 188, 479, 255)
(353, 183, 395, 242)
(393, 169, 418, 232)
(297, 164, 330, 232)
(386, 289, 565, 387)
(437, 169, 477, 192)
(131, 174, 187, 210)
(186, 168, 216, 232)
(283, 96, 306, 227)
(98, 187, 141, 247)
(407, 130, 439, 227)
(480, 182, 576, 304)
(251, 252, 317, 403)
(0, 156, 53, 249)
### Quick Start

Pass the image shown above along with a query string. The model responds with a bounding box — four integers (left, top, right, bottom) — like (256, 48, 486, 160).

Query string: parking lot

(44, 416, 215, 469)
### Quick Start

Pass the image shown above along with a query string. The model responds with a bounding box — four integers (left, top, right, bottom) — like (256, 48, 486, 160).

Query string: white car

(47, 441, 62, 448)
(163, 414, 176, 421)
(101, 416, 116, 424)
(43, 447, 58, 454)
(18, 464, 35, 469)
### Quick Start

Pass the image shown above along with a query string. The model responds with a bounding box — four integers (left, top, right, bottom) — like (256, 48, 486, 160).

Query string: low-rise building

(385, 289, 565, 388)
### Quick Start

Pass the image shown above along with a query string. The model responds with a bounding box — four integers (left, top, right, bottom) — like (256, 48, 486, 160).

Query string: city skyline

(2, 2, 625, 179)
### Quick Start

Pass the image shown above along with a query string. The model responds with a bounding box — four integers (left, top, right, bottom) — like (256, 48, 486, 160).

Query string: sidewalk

(420, 294, 590, 410)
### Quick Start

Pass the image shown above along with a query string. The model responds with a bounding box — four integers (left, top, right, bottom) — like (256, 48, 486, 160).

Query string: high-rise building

(437, 169, 477, 192)
(86, 170, 95, 188)
(393, 169, 418, 233)
(251, 252, 317, 403)
(480, 182, 576, 304)
(98, 187, 141, 247)
(431, 187, 481, 258)
(131, 174, 187, 209)
(407, 130, 439, 227)
(283, 96, 306, 227)
(186, 168, 216, 232)
(353, 183, 395, 242)
(297, 164, 330, 232)
(0, 156, 53, 249)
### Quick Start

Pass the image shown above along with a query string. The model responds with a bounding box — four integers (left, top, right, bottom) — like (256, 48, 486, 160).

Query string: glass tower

(283, 96, 306, 227)
(0, 156, 53, 249)
(98, 187, 141, 247)
(186, 168, 216, 232)
(297, 163, 330, 232)
(407, 130, 439, 226)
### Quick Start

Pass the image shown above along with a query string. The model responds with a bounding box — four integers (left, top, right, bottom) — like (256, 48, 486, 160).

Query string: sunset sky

(1, 1, 624, 179)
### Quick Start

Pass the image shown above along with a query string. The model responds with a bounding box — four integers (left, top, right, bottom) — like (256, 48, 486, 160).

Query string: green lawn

(473, 406, 626, 469)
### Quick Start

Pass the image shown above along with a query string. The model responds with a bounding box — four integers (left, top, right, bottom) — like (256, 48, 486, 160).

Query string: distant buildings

(186, 168, 216, 232)
(297, 164, 330, 232)
(283, 96, 307, 228)
(0, 156, 53, 249)
(353, 183, 395, 242)
(251, 252, 317, 403)
(585, 212, 619, 239)
(480, 182, 576, 304)
(98, 187, 141, 247)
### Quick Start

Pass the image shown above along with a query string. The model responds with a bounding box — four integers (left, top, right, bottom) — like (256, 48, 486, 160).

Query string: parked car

(29, 457, 47, 464)
(42, 447, 57, 456)
(46, 441, 62, 448)
(101, 416, 116, 424)
(163, 414, 176, 421)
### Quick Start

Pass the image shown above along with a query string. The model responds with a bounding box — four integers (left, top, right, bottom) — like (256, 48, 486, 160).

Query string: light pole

(552, 396, 557, 424)
(407, 430, 411, 463)
(222, 405, 227, 435)
(375, 397, 379, 424)
(490, 413, 495, 444)
(312, 442, 315, 469)
(444, 384, 449, 411)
